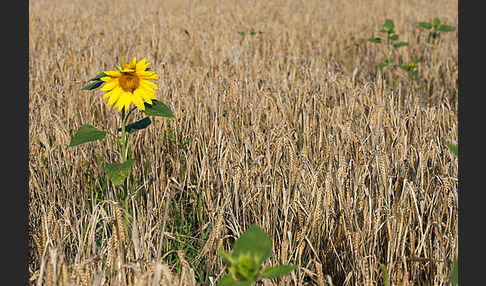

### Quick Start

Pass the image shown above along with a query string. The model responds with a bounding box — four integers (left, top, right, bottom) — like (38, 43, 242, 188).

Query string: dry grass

(29, 0, 458, 285)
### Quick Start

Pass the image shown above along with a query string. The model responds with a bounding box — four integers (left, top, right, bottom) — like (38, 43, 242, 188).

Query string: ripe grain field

(29, 0, 458, 285)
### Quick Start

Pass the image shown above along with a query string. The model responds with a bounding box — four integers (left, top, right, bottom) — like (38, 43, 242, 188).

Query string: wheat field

(29, 0, 458, 285)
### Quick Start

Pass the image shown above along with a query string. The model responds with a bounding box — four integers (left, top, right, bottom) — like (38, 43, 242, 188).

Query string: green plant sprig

(368, 19, 409, 70)
(217, 225, 297, 286)
(418, 17, 456, 45)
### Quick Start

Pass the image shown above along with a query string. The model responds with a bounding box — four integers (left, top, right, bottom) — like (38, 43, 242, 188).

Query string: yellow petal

(103, 86, 122, 100)
(106, 90, 121, 106)
(103, 71, 122, 77)
(130, 57, 137, 67)
(136, 58, 147, 71)
(140, 79, 159, 90)
(139, 71, 159, 80)
(120, 68, 135, 73)
(132, 90, 146, 110)
(138, 85, 157, 98)
(115, 92, 129, 112)
(100, 80, 119, 91)
(135, 87, 155, 100)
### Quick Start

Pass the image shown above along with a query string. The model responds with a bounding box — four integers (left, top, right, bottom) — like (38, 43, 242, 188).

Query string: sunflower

(100, 57, 159, 112)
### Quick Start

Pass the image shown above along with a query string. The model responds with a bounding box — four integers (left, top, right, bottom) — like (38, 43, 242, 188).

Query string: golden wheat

(29, 0, 457, 284)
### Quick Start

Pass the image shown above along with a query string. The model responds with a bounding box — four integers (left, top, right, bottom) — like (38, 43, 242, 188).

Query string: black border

(459, 0, 477, 285)
(9, 0, 29, 284)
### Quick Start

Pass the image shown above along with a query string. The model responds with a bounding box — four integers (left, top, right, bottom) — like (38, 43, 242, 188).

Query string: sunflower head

(100, 57, 159, 112)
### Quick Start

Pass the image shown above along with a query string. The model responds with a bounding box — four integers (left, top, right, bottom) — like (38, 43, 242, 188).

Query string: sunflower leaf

(104, 159, 135, 186)
(368, 37, 382, 43)
(88, 72, 107, 81)
(143, 100, 175, 118)
(232, 225, 272, 265)
(393, 42, 408, 48)
(118, 117, 152, 133)
(81, 80, 104, 91)
(438, 25, 456, 32)
(261, 265, 297, 279)
(418, 22, 432, 30)
(69, 124, 106, 147)
(217, 249, 235, 266)
(217, 275, 252, 286)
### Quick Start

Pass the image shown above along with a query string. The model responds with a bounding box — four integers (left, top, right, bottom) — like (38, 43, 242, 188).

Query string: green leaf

(433, 17, 441, 27)
(383, 19, 395, 32)
(414, 85, 425, 92)
(217, 275, 252, 286)
(418, 22, 432, 29)
(81, 80, 104, 91)
(445, 141, 458, 157)
(69, 125, 106, 147)
(438, 25, 456, 32)
(381, 265, 390, 286)
(232, 225, 272, 264)
(393, 42, 408, 48)
(143, 100, 175, 118)
(368, 37, 381, 43)
(399, 65, 411, 70)
(378, 63, 389, 69)
(118, 117, 152, 133)
(217, 249, 236, 265)
(411, 58, 421, 64)
(104, 159, 135, 186)
(449, 258, 458, 285)
(88, 72, 107, 81)
(389, 34, 399, 41)
(261, 265, 297, 279)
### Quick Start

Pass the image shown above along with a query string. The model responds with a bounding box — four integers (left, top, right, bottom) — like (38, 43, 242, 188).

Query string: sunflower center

(119, 73, 140, 92)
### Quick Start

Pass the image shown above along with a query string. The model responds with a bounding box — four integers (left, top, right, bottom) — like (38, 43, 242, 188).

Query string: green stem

(119, 108, 131, 202)
(120, 109, 129, 162)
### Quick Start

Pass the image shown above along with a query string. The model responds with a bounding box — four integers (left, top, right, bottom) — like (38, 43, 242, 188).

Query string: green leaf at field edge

(448, 258, 458, 285)
(217, 249, 235, 265)
(232, 225, 272, 264)
(261, 265, 297, 279)
(217, 275, 252, 286)
(445, 141, 458, 156)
